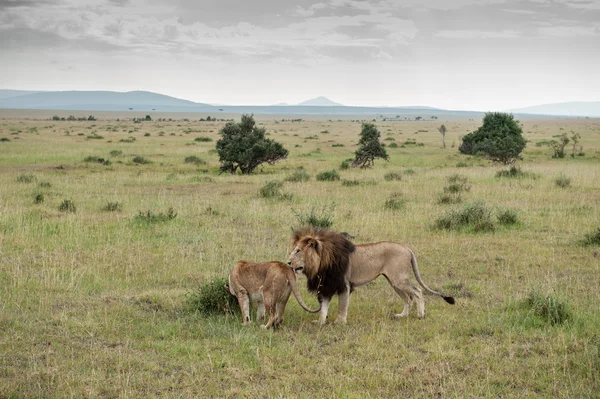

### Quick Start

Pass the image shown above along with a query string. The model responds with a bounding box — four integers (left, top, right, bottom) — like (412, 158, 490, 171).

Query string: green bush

(284, 169, 310, 182)
(497, 209, 518, 225)
(434, 202, 495, 232)
(195, 136, 213, 142)
(437, 193, 463, 205)
(581, 227, 600, 247)
(259, 181, 291, 200)
(340, 160, 350, 170)
(34, 193, 44, 204)
(384, 193, 406, 210)
(555, 174, 571, 188)
(459, 112, 526, 165)
(186, 277, 239, 316)
(316, 170, 340, 181)
(184, 156, 207, 165)
(58, 199, 76, 213)
(109, 150, 123, 157)
(132, 156, 151, 165)
(16, 174, 36, 183)
(217, 114, 288, 174)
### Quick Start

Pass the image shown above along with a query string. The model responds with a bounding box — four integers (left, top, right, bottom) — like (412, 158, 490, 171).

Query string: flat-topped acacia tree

(352, 123, 389, 168)
(216, 114, 288, 174)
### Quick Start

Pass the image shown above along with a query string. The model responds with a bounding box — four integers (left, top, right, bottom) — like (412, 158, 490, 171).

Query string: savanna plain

(0, 109, 599, 398)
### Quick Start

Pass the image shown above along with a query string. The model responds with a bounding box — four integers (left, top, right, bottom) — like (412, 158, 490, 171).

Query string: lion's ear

(307, 238, 318, 250)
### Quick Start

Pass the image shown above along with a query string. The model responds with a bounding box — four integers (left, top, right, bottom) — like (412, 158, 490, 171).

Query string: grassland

(1, 110, 599, 398)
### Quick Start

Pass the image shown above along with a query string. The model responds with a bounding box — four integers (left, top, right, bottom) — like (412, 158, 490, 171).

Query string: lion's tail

(409, 250, 455, 305)
(288, 272, 321, 313)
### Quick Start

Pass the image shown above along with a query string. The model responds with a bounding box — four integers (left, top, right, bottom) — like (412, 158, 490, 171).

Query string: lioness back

(230, 260, 291, 293)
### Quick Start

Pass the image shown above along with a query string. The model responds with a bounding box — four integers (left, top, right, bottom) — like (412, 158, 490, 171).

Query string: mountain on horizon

(0, 90, 214, 112)
(508, 101, 600, 117)
(297, 96, 343, 106)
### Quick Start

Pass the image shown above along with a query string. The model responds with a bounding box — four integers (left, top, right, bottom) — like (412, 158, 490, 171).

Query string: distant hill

(298, 96, 343, 106)
(0, 90, 215, 112)
(508, 102, 600, 117)
(0, 89, 42, 100)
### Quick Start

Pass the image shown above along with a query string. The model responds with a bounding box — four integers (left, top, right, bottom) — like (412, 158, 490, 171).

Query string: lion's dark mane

(294, 228, 356, 299)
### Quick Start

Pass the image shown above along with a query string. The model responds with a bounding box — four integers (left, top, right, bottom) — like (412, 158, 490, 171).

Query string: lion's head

(288, 228, 356, 293)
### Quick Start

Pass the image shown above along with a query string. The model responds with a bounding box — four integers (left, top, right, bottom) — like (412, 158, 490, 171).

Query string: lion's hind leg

(384, 274, 424, 319)
(236, 289, 251, 325)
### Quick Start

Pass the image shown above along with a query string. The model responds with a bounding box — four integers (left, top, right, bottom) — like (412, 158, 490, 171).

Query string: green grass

(0, 112, 599, 398)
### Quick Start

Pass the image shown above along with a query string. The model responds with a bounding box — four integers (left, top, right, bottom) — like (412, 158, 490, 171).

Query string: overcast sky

(1, 0, 599, 110)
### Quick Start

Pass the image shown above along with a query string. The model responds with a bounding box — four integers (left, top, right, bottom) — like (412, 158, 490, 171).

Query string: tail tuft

(443, 296, 455, 305)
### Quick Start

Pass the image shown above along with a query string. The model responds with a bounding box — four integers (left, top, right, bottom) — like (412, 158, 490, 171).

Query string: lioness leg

(262, 292, 277, 329)
(236, 289, 251, 325)
(256, 300, 265, 322)
(335, 284, 351, 324)
(392, 288, 412, 318)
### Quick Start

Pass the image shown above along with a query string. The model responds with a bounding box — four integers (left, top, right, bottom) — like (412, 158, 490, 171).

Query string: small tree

(438, 124, 447, 148)
(550, 133, 569, 158)
(459, 112, 526, 165)
(216, 114, 288, 174)
(570, 131, 581, 158)
(352, 123, 389, 168)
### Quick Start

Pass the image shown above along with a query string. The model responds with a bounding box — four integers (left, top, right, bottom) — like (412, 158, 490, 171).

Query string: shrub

(434, 201, 495, 232)
(497, 208, 518, 225)
(186, 277, 239, 316)
(216, 114, 288, 174)
(84, 156, 101, 163)
(259, 181, 291, 200)
(38, 181, 51, 188)
(195, 136, 213, 142)
(332, 143, 344, 147)
(58, 199, 76, 213)
(384, 172, 403, 181)
(404, 168, 416, 175)
(340, 160, 350, 170)
(550, 133, 569, 158)
(132, 156, 151, 165)
(184, 156, 207, 165)
(496, 165, 523, 178)
(34, 193, 44, 204)
(388, 142, 398, 148)
(581, 227, 600, 247)
(456, 162, 470, 168)
(0, 137, 10, 142)
(16, 174, 36, 183)
(459, 112, 526, 165)
(109, 150, 123, 157)
(119, 137, 136, 143)
(87, 134, 104, 140)
(284, 169, 310, 182)
(316, 170, 340, 181)
(144, 133, 151, 137)
(134, 207, 177, 223)
(102, 202, 123, 212)
(555, 174, 571, 188)
(293, 205, 335, 229)
(384, 193, 406, 210)
(523, 291, 571, 326)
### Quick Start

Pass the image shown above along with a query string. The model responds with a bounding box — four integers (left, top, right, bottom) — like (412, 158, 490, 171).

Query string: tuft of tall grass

(16, 173, 36, 183)
(134, 207, 177, 223)
(259, 181, 292, 200)
(102, 202, 123, 212)
(523, 291, 572, 326)
(184, 156, 207, 165)
(384, 172, 403, 181)
(132, 156, 152, 165)
(292, 205, 335, 229)
(555, 174, 571, 188)
(384, 193, 406, 210)
(284, 169, 310, 182)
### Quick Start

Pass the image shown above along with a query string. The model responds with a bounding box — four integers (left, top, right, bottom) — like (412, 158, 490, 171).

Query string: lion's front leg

(335, 284, 351, 324)
(316, 296, 330, 325)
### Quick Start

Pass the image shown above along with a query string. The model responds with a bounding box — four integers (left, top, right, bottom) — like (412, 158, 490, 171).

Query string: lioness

(227, 260, 320, 328)
(287, 228, 455, 324)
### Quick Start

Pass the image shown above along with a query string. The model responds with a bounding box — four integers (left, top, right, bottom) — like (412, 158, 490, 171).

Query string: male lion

(227, 260, 320, 329)
(287, 228, 455, 324)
